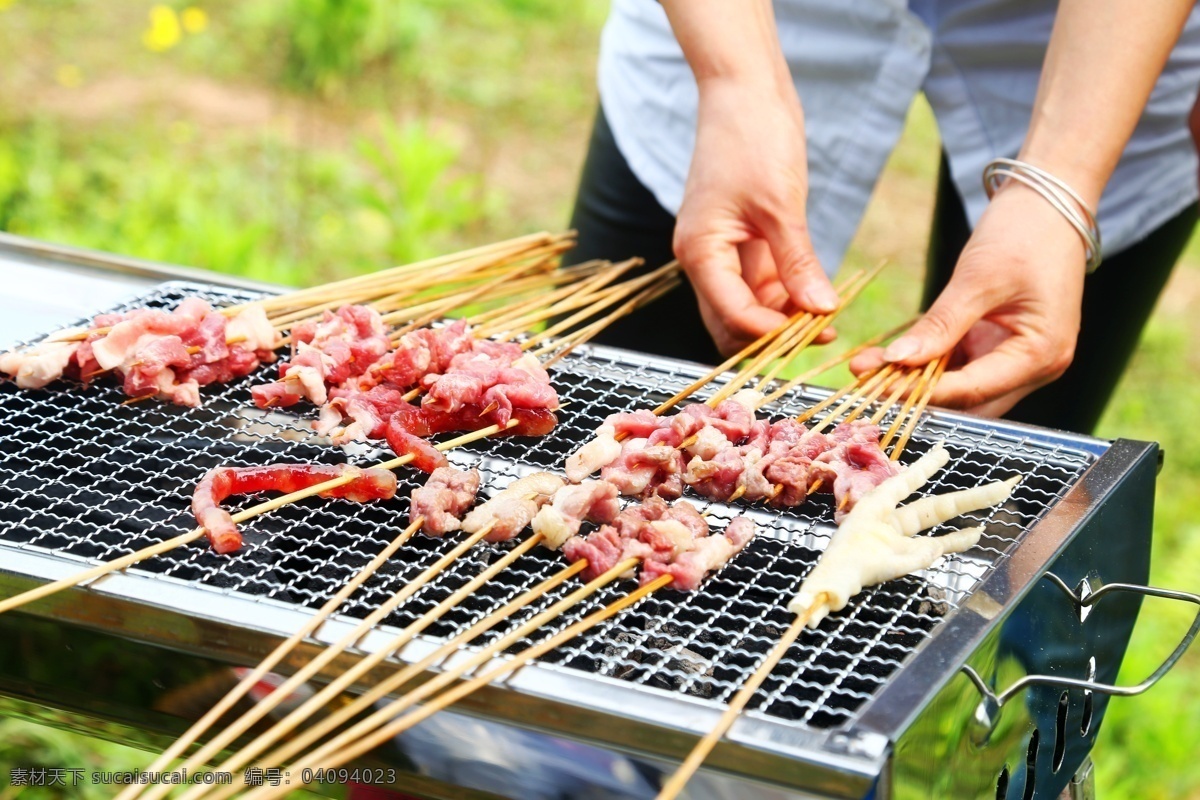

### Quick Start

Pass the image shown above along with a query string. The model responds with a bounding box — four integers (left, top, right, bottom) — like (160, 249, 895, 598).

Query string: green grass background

(0, 1, 1198, 797)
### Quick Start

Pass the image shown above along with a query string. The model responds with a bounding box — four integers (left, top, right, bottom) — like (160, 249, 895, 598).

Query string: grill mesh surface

(0, 283, 1097, 731)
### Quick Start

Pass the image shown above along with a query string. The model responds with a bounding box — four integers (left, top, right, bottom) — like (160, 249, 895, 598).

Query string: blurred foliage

(0, 718, 332, 799)
(355, 121, 496, 266)
(0, 719, 155, 800)
(236, 0, 433, 97)
(0, 116, 487, 286)
(1091, 289, 1200, 799)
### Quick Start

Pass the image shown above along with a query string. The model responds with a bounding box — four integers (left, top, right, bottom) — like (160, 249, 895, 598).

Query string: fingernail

(803, 284, 839, 313)
(883, 337, 919, 362)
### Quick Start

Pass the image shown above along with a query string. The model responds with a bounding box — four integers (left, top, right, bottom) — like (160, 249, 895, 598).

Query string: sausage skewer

(0, 421, 521, 617)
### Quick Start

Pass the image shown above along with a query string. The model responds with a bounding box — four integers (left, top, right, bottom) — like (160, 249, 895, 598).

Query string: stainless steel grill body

(0, 282, 1157, 800)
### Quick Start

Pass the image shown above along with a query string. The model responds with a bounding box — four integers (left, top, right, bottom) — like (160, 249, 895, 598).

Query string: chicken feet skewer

(790, 441, 1020, 626)
(657, 441, 1021, 800)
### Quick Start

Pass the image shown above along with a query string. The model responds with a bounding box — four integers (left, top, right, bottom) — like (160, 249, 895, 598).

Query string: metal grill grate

(0, 283, 1098, 732)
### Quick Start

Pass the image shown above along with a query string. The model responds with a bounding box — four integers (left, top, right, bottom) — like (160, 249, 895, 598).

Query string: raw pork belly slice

(594, 407, 894, 518)
(565, 429, 623, 483)
(0, 341, 81, 389)
(2, 298, 279, 405)
(252, 305, 390, 408)
(561, 495, 755, 589)
(308, 317, 559, 452)
(363, 319, 475, 389)
(387, 399, 557, 439)
(91, 297, 211, 371)
(810, 422, 901, 519)
(531, 480, 622, 549)
(316, 385, 411, 444)
(410, 467, 482, 536)
(561, 496, 714, 582)
(193, 463, 396, 554)
(640, 516, 757, 591)
(461, 472, 566, 543)
(601, 438, 685, 500)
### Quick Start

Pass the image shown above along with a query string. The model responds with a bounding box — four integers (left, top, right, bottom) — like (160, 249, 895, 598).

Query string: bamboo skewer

(889, 353, 949, 459)
(111, 519, 423, 800)
(275, 252, 573, 347)
(280, 557, 644, 762)
(799, 362, 928, 498)
(385, 271, 678, 405)
(169, 529, 548, 800)
(245, 571, 674, 800)
(650, 313, 803, 417)
(703, 269, 870, 409)
(375, 260, 638, 357)
(471, 259, 643, 339)
(879, 359, 939, 454)
(654, 592, 830, 800)
(869, 368, 921, 426)
(805, 366, 898, 433)
(648, 263, 883, 427)
(461, 261, 612, 331)
(199, 560, 591, 800)
(758, 316, 917, 406)
(708, 268, 875, 407)
(376, 260, 607, 331)
(489, 261, 671, 344)
(0, 421, 520, 618)
(41, 233, 572, 344)
(140, 520, 507, 800)
(245, 234, 572, 318)
(386, 259, 554, 341)
(794, 366, 886, 426)
(518, 262, 680, 350)
(533, 278, 681, 366)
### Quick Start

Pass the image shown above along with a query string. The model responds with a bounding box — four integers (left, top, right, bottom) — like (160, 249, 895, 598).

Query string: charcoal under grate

(0, 282, 1096, 733)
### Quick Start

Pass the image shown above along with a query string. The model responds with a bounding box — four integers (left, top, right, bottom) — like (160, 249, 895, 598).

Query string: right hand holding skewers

(849, 182, 1087, 417)
(673, 76, 840, 356)
(662, 0, 840, 357)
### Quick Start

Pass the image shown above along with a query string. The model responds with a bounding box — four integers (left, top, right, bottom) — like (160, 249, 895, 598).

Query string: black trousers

(566, 108, 1198, 434)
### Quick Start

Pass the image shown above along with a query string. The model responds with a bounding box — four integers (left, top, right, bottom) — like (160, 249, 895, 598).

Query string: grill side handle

(961, 575, 1200, 707)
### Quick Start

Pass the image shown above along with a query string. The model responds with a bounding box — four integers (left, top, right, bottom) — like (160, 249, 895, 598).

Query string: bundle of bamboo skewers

(0, 233, 959, 799)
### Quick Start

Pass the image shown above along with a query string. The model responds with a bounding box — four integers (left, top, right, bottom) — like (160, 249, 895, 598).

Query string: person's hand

(673, 76, 839, 356)
(850, 182, 1087, 417)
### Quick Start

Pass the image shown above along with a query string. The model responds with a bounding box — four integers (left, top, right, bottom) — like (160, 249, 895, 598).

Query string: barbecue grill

(1, 238, 1196, 800)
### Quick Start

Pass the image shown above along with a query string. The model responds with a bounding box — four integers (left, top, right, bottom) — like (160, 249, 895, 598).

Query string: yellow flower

(55, 64, 83, 88)
(181, 7, 207, 34)
(142, 5, 182, 52)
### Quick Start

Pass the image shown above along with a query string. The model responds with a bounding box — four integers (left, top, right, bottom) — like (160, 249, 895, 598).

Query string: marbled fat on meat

(461, 472, 565, 543)
(532, 480, 621, 550)
(410, 467, 481, 536)
(639, 516, 757, 590)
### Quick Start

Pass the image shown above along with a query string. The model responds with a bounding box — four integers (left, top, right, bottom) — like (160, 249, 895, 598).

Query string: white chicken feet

(789, 442, 1020, 628)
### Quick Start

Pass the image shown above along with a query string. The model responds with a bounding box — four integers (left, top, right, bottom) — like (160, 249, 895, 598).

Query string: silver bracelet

(982, 157, 1103, 273)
